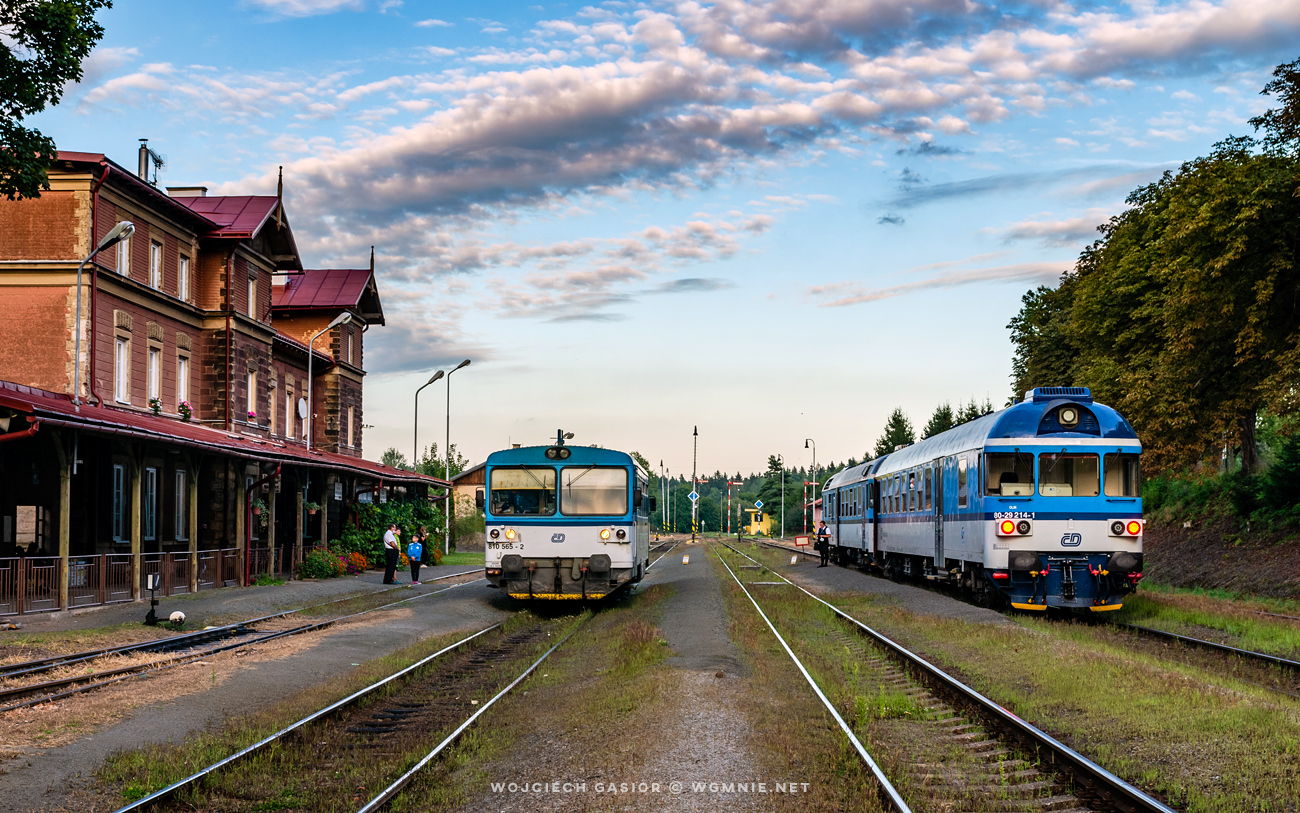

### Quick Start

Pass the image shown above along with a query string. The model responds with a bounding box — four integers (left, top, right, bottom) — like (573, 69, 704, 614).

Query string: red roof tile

(173, 195, 280, 238)
(0, 381, 444, 487)
(273, 268, 373, 310)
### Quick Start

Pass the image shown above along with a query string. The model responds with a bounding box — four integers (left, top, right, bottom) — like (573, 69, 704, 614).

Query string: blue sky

(31, 0, 1300, 476)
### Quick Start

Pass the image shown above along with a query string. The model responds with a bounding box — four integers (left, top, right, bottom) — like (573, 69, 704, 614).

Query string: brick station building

(0, 148, 443, 614)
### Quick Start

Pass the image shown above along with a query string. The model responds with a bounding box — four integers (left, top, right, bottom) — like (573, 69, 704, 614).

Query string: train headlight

(600, 528, 611, 540)
(1016, 520, 1031, 535)
(616, 529, 626, 540)
(999, 520, 1016, 535)
(490, 529, 500, 539)
(1058, 406, 1080, 428)
(1109, 521, 1124, 536)
(1109, 519, 1142, 537)
(1126, 520, 1142, 536)
(505, 528, 516, 541)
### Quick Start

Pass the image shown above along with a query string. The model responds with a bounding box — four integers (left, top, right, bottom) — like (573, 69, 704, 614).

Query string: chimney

(512, 443, 521, 449)
(138, 139, 150, 179)
(166, 186, 208, 197)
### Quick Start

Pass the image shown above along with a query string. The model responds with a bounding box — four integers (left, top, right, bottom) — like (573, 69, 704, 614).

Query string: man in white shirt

(383, 523, 400, 584)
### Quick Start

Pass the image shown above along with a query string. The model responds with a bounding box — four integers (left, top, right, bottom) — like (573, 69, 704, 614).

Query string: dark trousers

(384, 547, 399, 583)
(410, 561, 421, 582)
(818, 543, 829, 566)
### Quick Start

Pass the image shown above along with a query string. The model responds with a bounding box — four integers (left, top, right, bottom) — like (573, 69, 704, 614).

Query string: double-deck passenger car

(480, 439, 651, 599)
(823, 387, 1144, 611)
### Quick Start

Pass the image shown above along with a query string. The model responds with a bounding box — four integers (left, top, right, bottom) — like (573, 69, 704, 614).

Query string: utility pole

(690, 426, 698, 543)
(777, 453, 785, 539)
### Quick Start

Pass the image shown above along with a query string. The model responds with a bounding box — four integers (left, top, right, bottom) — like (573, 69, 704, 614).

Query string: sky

(28, 0, 1300, 478)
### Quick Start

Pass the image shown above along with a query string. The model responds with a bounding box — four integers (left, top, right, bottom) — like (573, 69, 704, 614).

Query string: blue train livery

(479, 436, 651, 599)
(823, 387, 1144, 612)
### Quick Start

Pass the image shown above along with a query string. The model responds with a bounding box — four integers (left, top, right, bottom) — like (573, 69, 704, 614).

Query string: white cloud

(809, 262, 1073, 308)
(415, 18, 452, 27)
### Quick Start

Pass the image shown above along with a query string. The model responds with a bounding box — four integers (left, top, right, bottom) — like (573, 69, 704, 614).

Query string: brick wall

(0, 192, 81, 260)
(0, 287, 72, 391)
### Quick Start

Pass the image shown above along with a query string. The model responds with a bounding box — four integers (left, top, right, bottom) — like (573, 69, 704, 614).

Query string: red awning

(0, 381, 445, 487)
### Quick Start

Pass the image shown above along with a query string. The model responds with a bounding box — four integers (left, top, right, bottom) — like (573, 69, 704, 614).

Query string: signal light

(505, 528, 516, 541)
(1126, 520, 1142, 535)
(1000, 520, 1016, 535)
(991, 571, 1010, 580)
(600, 529, 611, 540)
(490, 529, 500, 539)
(616, 529, 626, 540)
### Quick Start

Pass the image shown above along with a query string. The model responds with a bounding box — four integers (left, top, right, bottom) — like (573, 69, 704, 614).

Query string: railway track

(0, 568, 485, 712)
(751, 537, 1300, 692)
(111, 613, 589, 813)
(714, 539, 1178, 813)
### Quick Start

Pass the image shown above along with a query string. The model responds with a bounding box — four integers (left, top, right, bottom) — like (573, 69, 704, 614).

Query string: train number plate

(487, 542, 516, 550)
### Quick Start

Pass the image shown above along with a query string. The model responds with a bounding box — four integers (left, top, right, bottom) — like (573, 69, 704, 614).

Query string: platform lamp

(444, 358, 471, 555)
(306, 312, 353, 452)
(414, 369, 445, 465)
(74, 221, 134, 409)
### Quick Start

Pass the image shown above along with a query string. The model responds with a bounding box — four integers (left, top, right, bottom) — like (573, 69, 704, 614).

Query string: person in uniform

(408, 527, 426, 585)
(815, 520, 831, 567)
(383, 523, 400, 584)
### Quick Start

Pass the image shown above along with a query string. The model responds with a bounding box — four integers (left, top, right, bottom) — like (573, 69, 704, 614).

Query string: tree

(380, 448, 411, 470)
(1007, 283, 1079, 399)
(955, 398, 993, 426)
(922, 402, 954, 439)
(416, 442, 470, 479)
(873, 408, 915, 457)
(1249, 56, 1300, 156)
(1, 0, 112, 200)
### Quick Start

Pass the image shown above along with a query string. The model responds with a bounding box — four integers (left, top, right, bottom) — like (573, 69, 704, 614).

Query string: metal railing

(0, 548, 242, 616)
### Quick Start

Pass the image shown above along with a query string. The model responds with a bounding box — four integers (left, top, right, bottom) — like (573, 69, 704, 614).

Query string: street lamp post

(74, 221, 134, 408)
(777, 453, 785, 539)
(413, 370, 445, 466)
(805, 438, 817, 531)
(690, 426, 698, 543)
(306, 312, 353, 452)
(444, 359, 471, 555)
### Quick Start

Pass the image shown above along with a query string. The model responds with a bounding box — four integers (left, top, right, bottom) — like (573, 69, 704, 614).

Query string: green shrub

(297, 550, 343, 579)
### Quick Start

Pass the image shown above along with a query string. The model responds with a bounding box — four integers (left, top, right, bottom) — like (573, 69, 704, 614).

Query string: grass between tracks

(738, 542, 1300, 813)
(1114, 586, 1300, 659)
(93, 609, 565, 811)
(711, 546, 1055, 813)
(381, 583, 675, 812)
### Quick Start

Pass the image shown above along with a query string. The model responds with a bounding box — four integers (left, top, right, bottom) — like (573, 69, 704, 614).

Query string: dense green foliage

(1, 0, 111, 200)
(337, 496, 440, 563)
(873, 408, 915, 456)
(1008, 61, 1300, 476)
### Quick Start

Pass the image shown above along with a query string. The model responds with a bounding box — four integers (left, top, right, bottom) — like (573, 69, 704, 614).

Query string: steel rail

(109, 623, 503, 813)
(646, 540, 680, 570)
(712, 545, 912, 813)
(1, 578, 486, 713)
(716, 540, 1179, 813)
(0, 567, 484, 680)
(356, 616, 591, 813)
(1118, 623, 1300, 672)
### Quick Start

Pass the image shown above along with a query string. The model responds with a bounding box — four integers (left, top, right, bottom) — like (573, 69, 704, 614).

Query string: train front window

(489, 467, 556, 515)
(1104, 453, 1142, 497)
(561, 466, 628, 516)
(1038, 453, 1099, 497)
(985, 453, 1034, 496)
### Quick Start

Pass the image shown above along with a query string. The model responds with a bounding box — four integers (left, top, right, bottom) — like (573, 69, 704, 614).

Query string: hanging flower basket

(178, 400, 193, 422)
(251, 506, 262, 516)
(305, 501, 321, 516)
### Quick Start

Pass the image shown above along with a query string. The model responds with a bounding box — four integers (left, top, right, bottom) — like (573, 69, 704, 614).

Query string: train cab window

(561, 466, 629, 515)
(1039, 453, 1099, 497)
(957, 457, 969, 508)
(489, 467, 556, 515)
(1104, 453, 1142, 497)
(985, 453, 1034, 497)
(924, 468, 932, 510)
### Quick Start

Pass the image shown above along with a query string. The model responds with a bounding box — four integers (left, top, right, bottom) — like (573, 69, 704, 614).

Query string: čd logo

(1060, 532, 1082, 547)
(551, 533, 565, 543)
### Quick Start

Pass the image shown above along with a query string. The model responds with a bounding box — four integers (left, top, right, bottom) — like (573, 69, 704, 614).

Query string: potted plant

(178, 400, 193, 422)
(304, 501, 321, 516)
(247, 409, 257, 423)
(148, 397, 162, 416)
(251, 497, 267, 516)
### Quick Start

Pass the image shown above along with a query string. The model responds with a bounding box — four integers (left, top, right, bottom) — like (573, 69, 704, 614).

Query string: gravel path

(645, 543, 747, 675)
(0, 577, 507, 813)
(756, 541, 1011, 626)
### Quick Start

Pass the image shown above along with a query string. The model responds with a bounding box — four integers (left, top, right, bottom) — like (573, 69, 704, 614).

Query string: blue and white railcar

(479, 438, 651, 599)
(824, 387, 1144, 612)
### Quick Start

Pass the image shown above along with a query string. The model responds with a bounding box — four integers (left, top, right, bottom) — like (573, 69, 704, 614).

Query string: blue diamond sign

(754, 500, 764, 510)
(688, 491, 699, 502)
